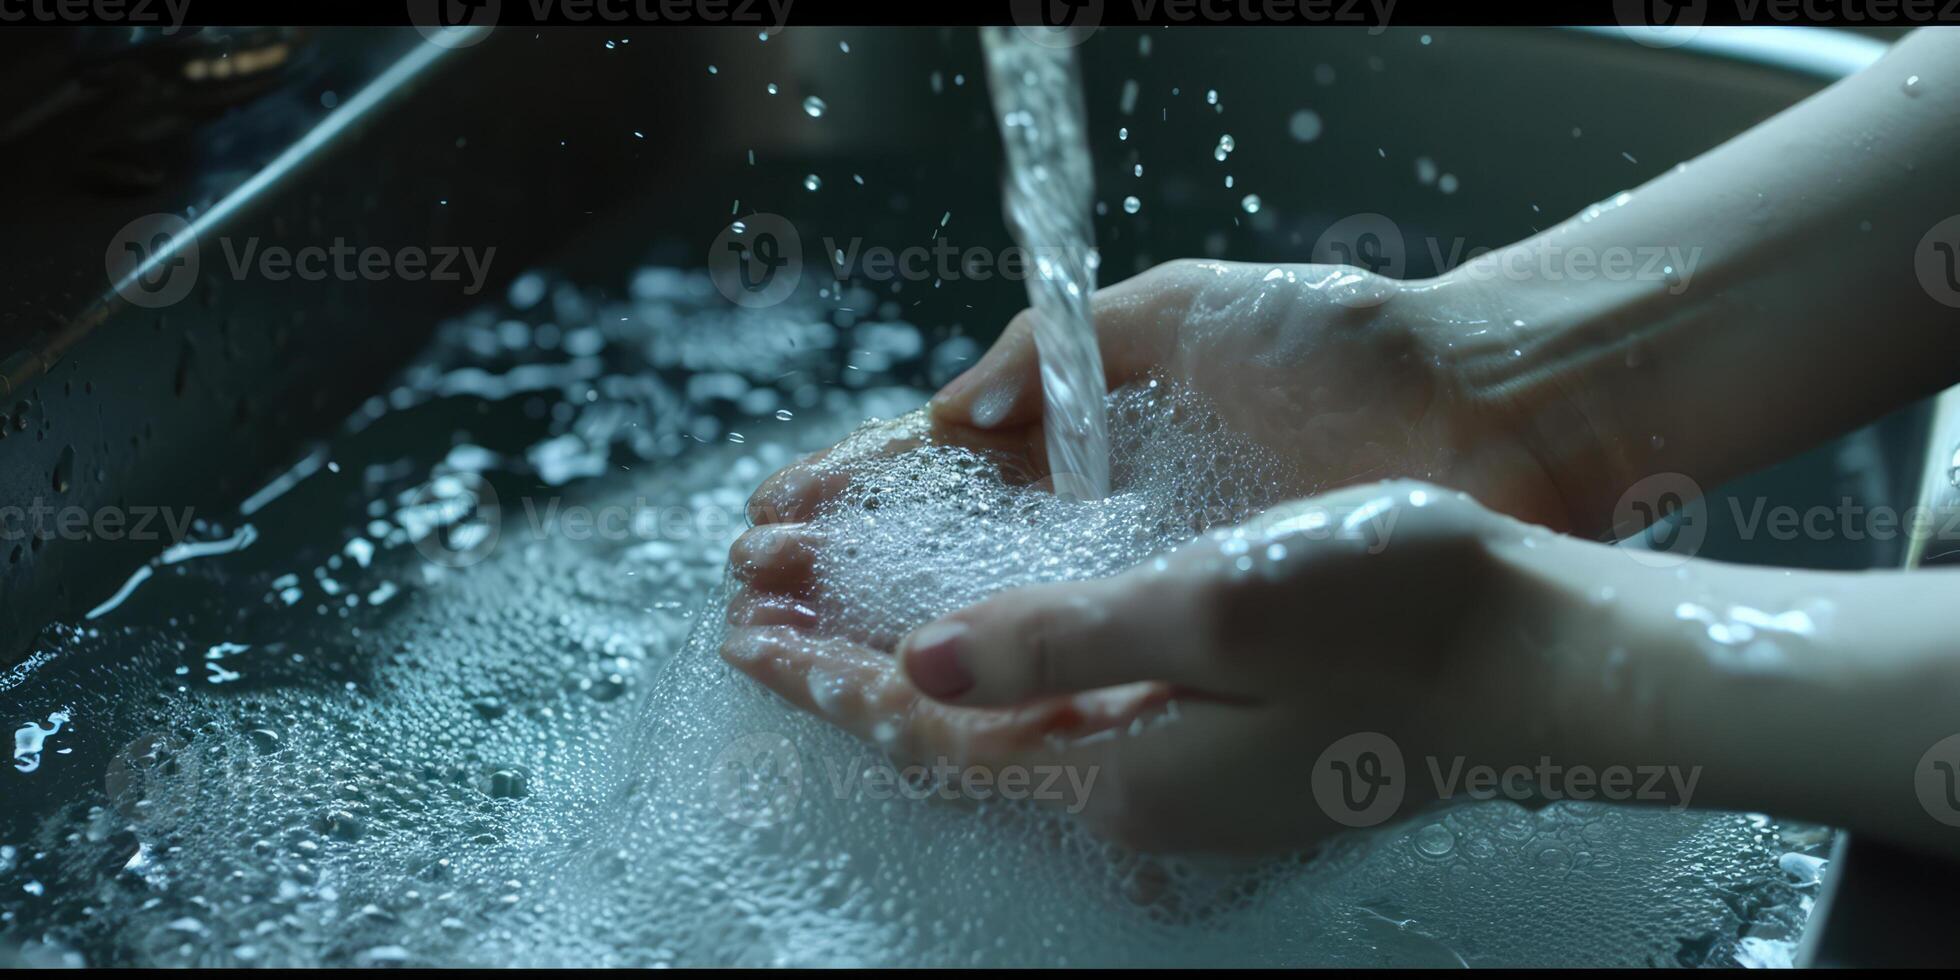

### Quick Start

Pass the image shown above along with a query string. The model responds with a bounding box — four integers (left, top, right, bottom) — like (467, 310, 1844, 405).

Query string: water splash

(980, 27, 1110, 500)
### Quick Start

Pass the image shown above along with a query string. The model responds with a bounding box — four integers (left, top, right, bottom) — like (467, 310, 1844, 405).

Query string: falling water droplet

(1122, 195, 1141, 214)
(1240, 194, 1262, 214)
(803, 174, 822, 191)
(802, 96, 827, 118)
(1903, 74, 1923, 98)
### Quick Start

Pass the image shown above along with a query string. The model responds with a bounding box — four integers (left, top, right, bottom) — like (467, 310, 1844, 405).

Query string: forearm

(1429, 28, 1960, 535)
(1506, 531, 1960, 857)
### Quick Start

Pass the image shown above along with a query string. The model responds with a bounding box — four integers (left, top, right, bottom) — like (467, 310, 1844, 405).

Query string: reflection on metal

(6, 29, 484, 399)
(1904, 385, 1960, 569)
(1572, 26, 1889, 78)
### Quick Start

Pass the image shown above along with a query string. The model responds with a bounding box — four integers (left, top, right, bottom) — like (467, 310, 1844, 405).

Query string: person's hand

(722, 480, 1566, 854)
(741, 259, 1581, 535)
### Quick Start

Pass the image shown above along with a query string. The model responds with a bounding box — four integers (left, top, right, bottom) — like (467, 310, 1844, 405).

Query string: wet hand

(722, 480, 1553, 854)
(744, 259, 1577, 532)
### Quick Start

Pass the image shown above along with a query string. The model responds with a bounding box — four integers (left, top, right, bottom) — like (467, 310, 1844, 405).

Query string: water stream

(979, 26, 1111, 500)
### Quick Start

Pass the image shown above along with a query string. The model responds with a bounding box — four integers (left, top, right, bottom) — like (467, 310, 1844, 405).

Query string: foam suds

(0, 269, 1828, 967)
(801, 380, 1294, 647)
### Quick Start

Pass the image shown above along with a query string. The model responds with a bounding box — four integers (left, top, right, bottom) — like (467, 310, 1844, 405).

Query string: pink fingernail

(901, 620, 973, 699)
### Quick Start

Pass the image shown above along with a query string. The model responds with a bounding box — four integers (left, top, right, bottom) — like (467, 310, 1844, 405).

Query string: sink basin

(0, 24, 1923, 967)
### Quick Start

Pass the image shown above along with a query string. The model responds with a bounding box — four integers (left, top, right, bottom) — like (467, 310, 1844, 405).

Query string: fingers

(746, 408, 957, 525)
(745, 451, 857, 525)
(721, 627, 919, 744)
(729, 523, 821, 589)
(724, 590, 818, 628)
(929, 267, 1191, 432)
(896, 572, 1234, 708)
(722, 626, 1181, 762)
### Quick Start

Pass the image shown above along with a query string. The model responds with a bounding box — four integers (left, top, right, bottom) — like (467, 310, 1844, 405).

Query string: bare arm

(1512, 524, 1960, 858)
(1433, 27, 1960, 535)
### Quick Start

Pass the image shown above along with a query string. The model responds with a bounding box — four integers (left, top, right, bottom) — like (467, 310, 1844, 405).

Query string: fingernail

(900, 619, 973, 699)
(966, 381, 1018, 430)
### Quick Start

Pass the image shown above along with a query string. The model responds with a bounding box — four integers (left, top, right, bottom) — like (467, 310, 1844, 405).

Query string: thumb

(896, 571, 1223, 706)
(929, 270, 1187, 432)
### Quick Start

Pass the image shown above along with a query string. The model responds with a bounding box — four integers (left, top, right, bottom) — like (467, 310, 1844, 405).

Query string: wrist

(1400, 266, 1655, 537)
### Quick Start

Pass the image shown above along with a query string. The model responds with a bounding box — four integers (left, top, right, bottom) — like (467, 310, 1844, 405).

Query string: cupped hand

(743, 259, 1575, 533)
(723, 480, 1563, 854)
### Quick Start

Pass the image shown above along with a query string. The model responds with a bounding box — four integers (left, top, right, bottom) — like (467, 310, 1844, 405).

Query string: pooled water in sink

(1, 267, 1828, 967)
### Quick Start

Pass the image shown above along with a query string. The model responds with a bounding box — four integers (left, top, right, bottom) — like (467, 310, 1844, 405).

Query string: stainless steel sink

(1, 23, 1938, 967)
